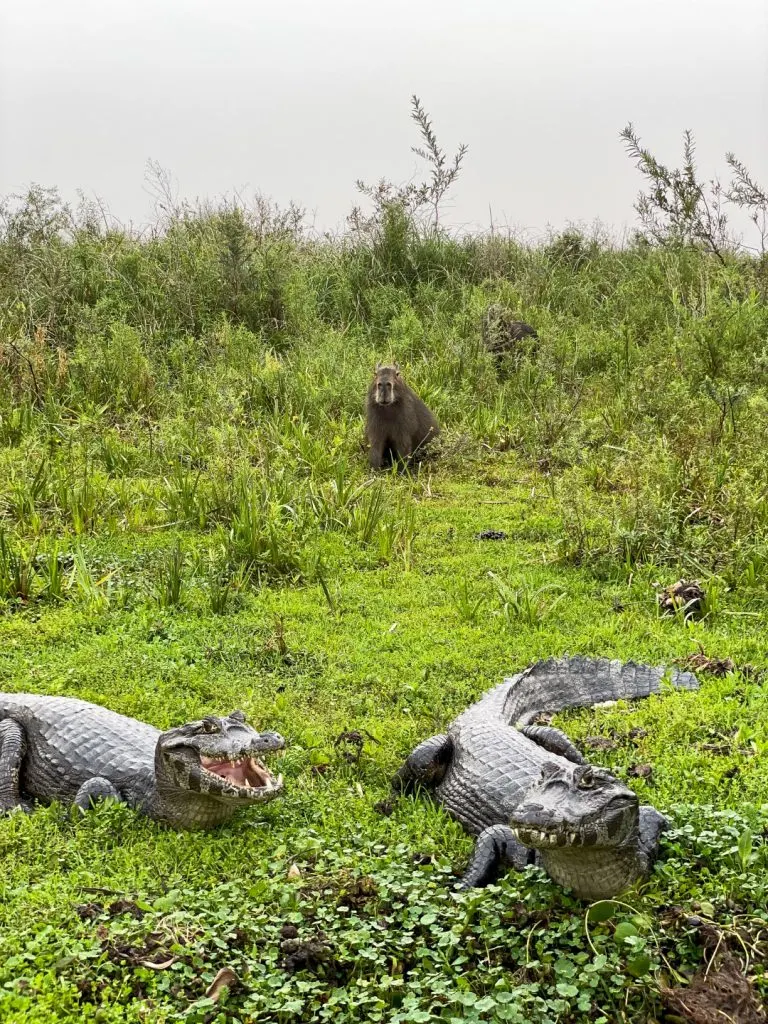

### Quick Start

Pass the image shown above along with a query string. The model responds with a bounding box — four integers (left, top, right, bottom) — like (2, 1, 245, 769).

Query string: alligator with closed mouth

(392, 657, 699, 899)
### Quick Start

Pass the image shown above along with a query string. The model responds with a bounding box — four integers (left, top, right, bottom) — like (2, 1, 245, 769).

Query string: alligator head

(510, 761, 639, 852)
(156, 710, 285, 806)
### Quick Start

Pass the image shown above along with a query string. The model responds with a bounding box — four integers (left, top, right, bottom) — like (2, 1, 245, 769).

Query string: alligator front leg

(457, 824, 537, 889)
(520, 725, 585, 765)
(391, 734, 453, 795)
(74, 777, 124, 813)
(636, 805, 668, 872)
(0, 719, 31, 814)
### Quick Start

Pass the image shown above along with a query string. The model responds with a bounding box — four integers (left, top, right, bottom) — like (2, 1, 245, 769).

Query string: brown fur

(365, 364, 440, 470)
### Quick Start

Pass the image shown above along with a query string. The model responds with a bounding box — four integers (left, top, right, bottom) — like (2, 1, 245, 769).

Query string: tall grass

(2, 184, 768, 597)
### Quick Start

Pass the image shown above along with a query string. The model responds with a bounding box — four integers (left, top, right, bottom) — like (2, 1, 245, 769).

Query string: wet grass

(1, 194, 767, 1020)
(1, 465, 767, 1023)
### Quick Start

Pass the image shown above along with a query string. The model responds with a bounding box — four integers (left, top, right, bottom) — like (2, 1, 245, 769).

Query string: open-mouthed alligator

(392, 657, 699, 900)
(0, 694, 285, 829)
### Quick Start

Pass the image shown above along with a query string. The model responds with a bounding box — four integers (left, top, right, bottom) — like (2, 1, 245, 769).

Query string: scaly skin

(392, 657, 698, 899)
(0, 693, 285, 829)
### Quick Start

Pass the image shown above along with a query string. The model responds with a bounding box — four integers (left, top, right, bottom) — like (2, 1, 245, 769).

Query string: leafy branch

(620, 124, 728, 263)
(352, 96, 467, 236)
(726, 152, 768, 253)
(622, 124, 768, 257)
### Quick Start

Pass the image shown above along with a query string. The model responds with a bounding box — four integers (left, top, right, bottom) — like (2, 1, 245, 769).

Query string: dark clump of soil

(475, 529, 508, 541)
(584, 727, 647, 752)
(334, 729, 376, 764)
(628, 763, 653, 779)
(657, 579, 706, 620)
(75, 902, 102, 921)
(678, 652, 737, 676)
(279, 930, 347, 978)
(662, 954, 766, 1024)
(75, 899, 144, 921)
(585, 736, 618, 751)
(676, 650, 763, 681)
(107, 899, 145, 919)
(103, 933, 172, 967)
(337, 875, 377, 910)
(373, 797, 396, 816)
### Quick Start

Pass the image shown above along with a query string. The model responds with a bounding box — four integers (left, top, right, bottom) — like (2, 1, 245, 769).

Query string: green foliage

(489, 573, 567, 629)
(0, 804, 765, 1023)
(70, 323, 155, 413)
(2, 179, 768, 1023)
(155, 540, 186, 608)
(0, 531, 37, 605)
(353, 95, 467, 237)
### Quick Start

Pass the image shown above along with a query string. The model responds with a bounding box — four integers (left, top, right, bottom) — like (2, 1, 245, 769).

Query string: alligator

(392, 657, 699, 899)
(0, 694, 285, 829)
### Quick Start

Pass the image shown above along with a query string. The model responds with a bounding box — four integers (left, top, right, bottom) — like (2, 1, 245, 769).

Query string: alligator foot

(74, 777, 124, 814)
(3, 801, 34, 816)
(520, 724, 585, 765)
(637, 805, 668, 871)
(392, 734, 453, 795)
(0, 718, 27, 814)
(457, 824, 536, 889)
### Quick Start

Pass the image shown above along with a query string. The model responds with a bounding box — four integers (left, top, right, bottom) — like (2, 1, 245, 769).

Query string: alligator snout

(256, 731, 286, 751)
(510, 804, 551, 827)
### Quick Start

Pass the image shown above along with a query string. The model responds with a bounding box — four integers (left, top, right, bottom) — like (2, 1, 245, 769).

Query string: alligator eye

(201, 718, 220, 734)
(540, 762, 561, 781)
(229, 710, 246, 723)
(578, 768, 595, 789)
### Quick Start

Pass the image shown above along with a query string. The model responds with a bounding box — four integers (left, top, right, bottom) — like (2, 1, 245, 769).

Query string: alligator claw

(1, 801, 33, 816)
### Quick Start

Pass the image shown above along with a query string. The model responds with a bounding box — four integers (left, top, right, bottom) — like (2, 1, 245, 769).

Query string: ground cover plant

(1, 111, 768, 1022)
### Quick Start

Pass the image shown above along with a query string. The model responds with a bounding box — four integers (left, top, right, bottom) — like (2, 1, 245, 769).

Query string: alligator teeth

(199, 753, 277, 791)
(533, 831, 558, 846)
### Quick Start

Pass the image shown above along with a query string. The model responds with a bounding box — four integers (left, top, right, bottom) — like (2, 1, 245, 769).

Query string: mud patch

(662, 954, 766, 1024)
(334, 730, 378, 764)
(75, 899, 145, 921)
(657, 579, 705, 620)
(584, 736, 618, 751)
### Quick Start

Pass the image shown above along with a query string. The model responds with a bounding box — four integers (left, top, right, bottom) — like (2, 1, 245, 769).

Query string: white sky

(1, 0, 767, 238)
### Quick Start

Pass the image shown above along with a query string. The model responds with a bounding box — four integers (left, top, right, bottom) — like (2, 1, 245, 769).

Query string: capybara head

(371, 364, 402, 407)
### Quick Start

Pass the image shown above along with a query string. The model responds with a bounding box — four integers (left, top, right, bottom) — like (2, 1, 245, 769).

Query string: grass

(1, 188, 767, 1022)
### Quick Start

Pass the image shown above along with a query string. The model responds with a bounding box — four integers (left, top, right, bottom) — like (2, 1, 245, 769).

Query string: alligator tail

(495, 656, 699, 726)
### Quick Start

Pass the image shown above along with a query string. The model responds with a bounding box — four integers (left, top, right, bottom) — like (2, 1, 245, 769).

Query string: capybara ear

(375, 362, 382, 372)
(394, 362, 401, 375)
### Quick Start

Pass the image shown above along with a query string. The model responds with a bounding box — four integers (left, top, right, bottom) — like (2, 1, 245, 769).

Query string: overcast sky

(1, 0, 766, 238)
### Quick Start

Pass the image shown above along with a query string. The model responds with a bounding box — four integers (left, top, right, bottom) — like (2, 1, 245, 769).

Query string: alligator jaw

(512, 825, 578, 849)
(198, 753, 284, 798)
